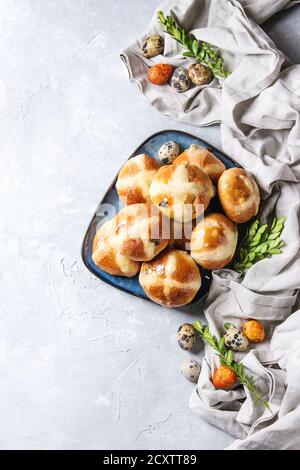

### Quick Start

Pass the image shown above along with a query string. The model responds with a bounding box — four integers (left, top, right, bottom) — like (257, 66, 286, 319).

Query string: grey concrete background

(0, 0, 299, 450)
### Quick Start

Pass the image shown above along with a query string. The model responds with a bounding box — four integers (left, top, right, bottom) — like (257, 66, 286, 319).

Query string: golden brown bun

(218, 168, 260, 223)
(92, 219, 140, 277)
(139, 249, 201, 308)
(116, 154, 161, 205)
(114, 203, 169, 261)
(190, 213, 238, 270)
(149, 163, 214, 222)
(174, 144, 226, 183)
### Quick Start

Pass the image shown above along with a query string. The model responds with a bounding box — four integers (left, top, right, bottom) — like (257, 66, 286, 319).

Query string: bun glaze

(116, 154, 161, 205)
(114, 203, 169, 261)
(139, 249, 201, 308)
(190, 213, 238, 270)
(174, 144, 225, 183)
(150, 163, 214, 222)
(92, 219, 140, 277)
(218, 168, 260, 223)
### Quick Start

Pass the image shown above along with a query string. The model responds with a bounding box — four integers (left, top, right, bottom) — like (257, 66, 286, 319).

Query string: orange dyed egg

(243, 320, 265, 343)
(212, 365, 237, 389)
(147, 64, 173, 85)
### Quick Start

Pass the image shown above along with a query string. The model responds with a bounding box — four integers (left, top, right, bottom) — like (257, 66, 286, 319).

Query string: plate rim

(81, 128, 240, 303)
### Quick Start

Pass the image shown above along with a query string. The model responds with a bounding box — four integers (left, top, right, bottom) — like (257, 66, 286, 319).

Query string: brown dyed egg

(243, 320, 265, 343)
(147, 64, 174, 85)
(188, 63, 212, 86)
(212, 366, 237, 389)
(142, 35, 164, 58)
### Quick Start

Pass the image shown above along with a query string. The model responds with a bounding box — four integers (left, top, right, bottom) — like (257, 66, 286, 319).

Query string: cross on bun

(114, 203, 169, 261)
(149, 163, 214, 222)
(218, 168, 260, 223)
(92, 218, 140, 277)
(174, 144, 226, 183)
(190, 213, 238, 270)
(116, 154, 161, 205)
(139, 249, 201, 308)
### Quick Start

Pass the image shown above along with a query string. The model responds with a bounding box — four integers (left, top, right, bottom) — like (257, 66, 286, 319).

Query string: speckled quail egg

(170, 67, 190, 93)
(224, 327, 249, 352)
(188, 63, 212, 86)
(158, 141, 180, 164)
(177, 323, 197, 351)
(180, 359, 201, 383)
(142, 35, 164, 58)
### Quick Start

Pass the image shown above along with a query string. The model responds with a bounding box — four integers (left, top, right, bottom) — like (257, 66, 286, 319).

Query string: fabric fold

(121, 0, 300, 449)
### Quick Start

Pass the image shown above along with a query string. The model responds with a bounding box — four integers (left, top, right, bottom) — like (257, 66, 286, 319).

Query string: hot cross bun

(218, 168, 260, 223)
(174, 144, 226, 183)
(149, 163, 214, 222)
(92, 218, 140, 277)
(116, 154, 161, 205)
(139, 249, 201, 308)
(190, 213, 238, 270)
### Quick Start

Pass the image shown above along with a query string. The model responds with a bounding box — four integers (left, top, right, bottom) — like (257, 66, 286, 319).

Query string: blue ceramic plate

(81, 130, 242, 306)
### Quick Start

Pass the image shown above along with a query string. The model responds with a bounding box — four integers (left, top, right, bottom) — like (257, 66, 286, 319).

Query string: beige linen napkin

(121, 0, 300, 449)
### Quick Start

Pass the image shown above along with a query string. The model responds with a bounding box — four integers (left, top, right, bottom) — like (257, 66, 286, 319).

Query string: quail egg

(170, 67, 190, 93)
(142, 35, 164, 58)
(177, 323, 197, 351)
(213, 365, 237, 389)
(243, 320, 265, 343)
(148, 64, 174, 85)
(224, 327, 249, 352)
(158, 141, 179, 164)
(180, 359, 201, 383)
(188, 63, 212, 86)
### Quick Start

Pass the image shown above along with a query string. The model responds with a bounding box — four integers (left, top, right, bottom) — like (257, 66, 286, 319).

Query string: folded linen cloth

(121, 0, 300, 449)
(238, 0, 299, 24)
(227, 310, 300, 449)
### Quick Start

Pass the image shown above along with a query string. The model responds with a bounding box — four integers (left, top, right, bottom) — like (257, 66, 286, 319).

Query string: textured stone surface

(0, 0, 299, 450)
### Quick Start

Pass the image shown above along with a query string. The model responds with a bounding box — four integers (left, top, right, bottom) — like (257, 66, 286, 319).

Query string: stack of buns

(93, 144, 260, 308)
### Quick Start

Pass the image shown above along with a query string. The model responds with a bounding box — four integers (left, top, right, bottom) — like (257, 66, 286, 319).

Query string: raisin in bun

(218, 168, 260, 223)
(139, 249, 201, 308)
(190, 213, 238, 270)
(114, 203, 169, 261)
(92, 219, 140, 277)
(174, 144, 226, 183)
(116, 154, 161, 205)
(149, 163, 214, 222)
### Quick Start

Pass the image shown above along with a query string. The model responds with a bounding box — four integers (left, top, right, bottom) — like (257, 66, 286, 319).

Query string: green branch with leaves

(193, 320, 271, 410)
(157, 11, 230, 78)
(234, 217, 286, 274)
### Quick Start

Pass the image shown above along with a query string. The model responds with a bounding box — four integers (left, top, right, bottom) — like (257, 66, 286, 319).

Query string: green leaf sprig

(157, 11, 230, 78)
(234, 217, 286, 274)
(193, 320, 271, 410)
